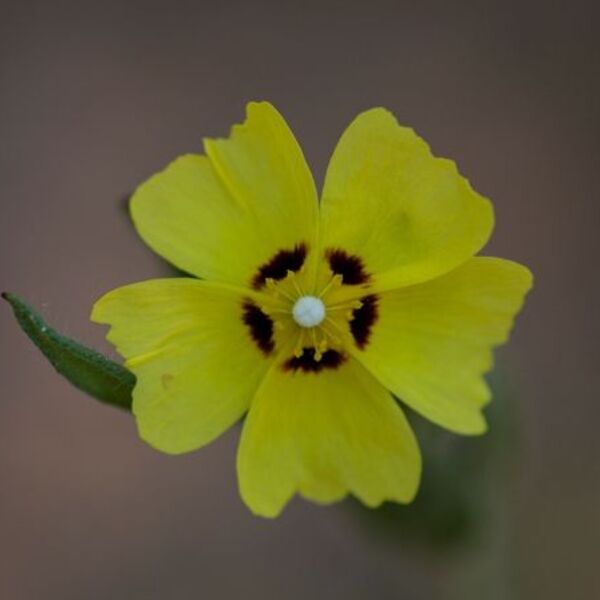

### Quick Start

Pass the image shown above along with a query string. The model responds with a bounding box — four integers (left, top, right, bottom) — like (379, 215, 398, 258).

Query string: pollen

(292, 296, 326, 328)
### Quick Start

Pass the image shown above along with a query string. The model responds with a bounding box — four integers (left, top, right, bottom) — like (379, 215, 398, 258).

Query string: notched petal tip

(245, 99, 279, 117)
(353, 105, 396, 124)
(345, 106, 431, 153)
(203, 100, 284, 148)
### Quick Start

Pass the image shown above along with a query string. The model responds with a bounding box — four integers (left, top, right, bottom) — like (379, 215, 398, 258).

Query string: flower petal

(237, 358, 421, 518)
(319, 108, 494, 290)
(351, 257, 533, 434)
(131, 102, 319, 285)
(91, 279, 272, 453)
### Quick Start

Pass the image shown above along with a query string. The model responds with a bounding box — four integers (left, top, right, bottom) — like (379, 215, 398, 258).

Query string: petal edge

(320, 108, 495, 290)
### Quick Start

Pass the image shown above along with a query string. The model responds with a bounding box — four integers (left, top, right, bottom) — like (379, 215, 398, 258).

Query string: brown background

(1, 1, 598, 598)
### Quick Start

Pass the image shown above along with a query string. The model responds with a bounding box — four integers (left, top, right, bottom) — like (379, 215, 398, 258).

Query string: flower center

(292, 296, 326, 328)
(259, 270, 364, 362)
(242, 248, 381, 371)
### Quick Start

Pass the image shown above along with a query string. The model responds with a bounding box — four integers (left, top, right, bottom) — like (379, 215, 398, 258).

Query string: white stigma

(292, 296, 326, 328)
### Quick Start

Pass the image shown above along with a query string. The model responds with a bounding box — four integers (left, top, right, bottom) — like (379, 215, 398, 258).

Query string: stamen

(288, 270, 305, 297)
(318, 274, 343, 299)
(260, 306, 290, 316)
(324, 316, 346, 337)
(326, 299, 363, 313)
(266, 278, 296, 303)
(310, 328, 323, 361)
(321, 319, 342, 346)
(293, 329, 306, 358)
(282, 348, 347, 373)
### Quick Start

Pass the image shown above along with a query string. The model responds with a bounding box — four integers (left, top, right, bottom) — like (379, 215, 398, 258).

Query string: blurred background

(1, 1, 598, 598)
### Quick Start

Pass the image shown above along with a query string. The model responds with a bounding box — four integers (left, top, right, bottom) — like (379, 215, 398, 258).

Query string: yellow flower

(92, 102, 532, 517)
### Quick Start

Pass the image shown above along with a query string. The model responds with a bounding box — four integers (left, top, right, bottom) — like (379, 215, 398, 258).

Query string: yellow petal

(237, 357, 421, 518)
(131, 102, 319, 286)
(319, 108, 494, 290)
(352, 257, 533, 434)
(91, 279, 272, 454)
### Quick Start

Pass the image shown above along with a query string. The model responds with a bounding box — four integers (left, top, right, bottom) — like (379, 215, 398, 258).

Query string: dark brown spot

(242, 300, 274, 355)
(326, 249, 370, 285)
(350, 295, 379, 349)
(282, 348, 346, 373)
(252, 243, 307, 289)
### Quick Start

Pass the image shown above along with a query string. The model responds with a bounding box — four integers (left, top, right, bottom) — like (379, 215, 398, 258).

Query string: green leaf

(2, 292, 134, 411)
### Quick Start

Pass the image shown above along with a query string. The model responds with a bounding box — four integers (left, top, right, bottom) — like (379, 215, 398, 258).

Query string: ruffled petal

(91, 279, 272, 453)
(237, 357, 421, 518)
(131, 102, 319, 286)
(351, 257, 533, 434)
(319, 108, 494, 290)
